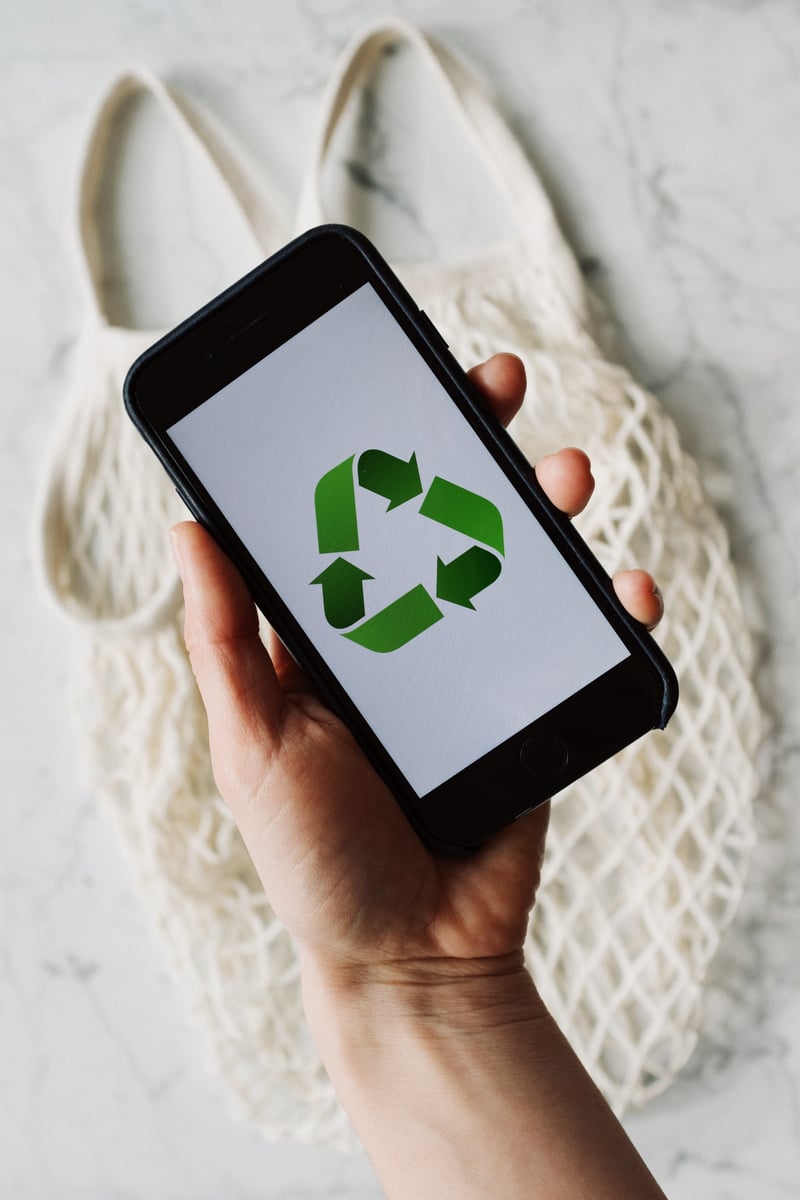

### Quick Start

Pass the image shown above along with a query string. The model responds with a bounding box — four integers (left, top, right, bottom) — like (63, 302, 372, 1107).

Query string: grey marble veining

(2, 1, 798, 1197)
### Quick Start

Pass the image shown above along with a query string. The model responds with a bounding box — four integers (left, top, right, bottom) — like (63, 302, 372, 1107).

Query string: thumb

(170, 521, 284, 801)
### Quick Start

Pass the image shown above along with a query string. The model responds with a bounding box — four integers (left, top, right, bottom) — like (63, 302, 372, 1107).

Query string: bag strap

(296, 19, 577, 277)
(76, 67, 288, 322)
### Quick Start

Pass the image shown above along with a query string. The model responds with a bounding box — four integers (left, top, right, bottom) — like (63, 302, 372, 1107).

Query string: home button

(519, 733, 570, 778)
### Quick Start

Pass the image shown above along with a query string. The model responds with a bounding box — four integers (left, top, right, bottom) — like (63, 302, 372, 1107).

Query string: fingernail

(647, 582, 664, 630)
(169, 527, 184, 580)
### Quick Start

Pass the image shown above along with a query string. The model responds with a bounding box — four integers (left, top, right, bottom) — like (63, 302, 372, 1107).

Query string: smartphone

(124, 224, 677, 853)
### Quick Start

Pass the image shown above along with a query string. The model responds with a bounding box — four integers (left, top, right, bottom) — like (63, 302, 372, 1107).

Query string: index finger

(468, 354, 527, 427)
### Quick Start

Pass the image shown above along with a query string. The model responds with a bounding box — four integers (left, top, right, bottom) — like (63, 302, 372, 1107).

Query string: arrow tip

(435, 555, 476, 610)
(310, 559, 374, 586)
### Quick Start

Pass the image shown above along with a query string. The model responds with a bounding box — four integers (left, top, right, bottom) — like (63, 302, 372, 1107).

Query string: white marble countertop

(2, 1, 799, 1196)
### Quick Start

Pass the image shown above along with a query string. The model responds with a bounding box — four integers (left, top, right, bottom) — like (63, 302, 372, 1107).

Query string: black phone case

(125, 224, 678, 853)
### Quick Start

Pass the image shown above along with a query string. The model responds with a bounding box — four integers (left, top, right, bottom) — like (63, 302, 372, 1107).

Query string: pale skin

(170, 353, 667, 1199)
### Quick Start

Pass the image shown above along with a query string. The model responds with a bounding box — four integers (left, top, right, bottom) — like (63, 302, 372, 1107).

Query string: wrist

(298, 948, 665, 1200)
(299, 947, 548, 1046)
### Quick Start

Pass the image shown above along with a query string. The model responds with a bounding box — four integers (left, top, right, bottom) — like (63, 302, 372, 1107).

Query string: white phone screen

(169, 283, 628, 796)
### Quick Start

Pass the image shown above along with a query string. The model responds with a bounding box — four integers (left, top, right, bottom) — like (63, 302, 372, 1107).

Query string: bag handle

(76, 67, 288, 322)
(296, 19, 576, 276)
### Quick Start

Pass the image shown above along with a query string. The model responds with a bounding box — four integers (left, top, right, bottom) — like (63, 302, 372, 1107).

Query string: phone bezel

(124, 224, 677, 852)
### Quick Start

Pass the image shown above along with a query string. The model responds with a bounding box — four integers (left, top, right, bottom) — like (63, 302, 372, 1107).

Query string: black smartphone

(124, 224, 677, 853)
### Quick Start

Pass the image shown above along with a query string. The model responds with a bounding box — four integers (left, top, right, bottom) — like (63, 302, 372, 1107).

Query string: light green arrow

(436, 546, 501, 610)
(419, 476, 505, 556)
(344, 585, 443, 653)
(314, 455, 359, 553)
(358, 450, 423, 511)
(311, 557, 373, 629)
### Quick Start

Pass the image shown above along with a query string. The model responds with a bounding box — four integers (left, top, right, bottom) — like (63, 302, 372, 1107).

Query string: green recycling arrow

(310, 449, 505, 653)
(311, 557, 374, 628)
(343, 584, 443, 653)
(314, 455, 359, 553)
(436, 546, 501, 610)
(358, 450, 423, 511)
(420, 475, 505, 556)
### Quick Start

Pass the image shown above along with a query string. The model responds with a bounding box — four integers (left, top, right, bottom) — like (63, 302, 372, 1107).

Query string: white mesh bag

(34, 21, 762, 1146)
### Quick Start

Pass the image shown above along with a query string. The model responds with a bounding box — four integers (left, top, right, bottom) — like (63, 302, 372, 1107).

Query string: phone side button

(418, 308, 449, 351)
(519, 734, 570, 779)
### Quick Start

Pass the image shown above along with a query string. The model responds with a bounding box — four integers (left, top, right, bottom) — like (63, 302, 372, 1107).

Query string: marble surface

(2, 1, 799, 1196)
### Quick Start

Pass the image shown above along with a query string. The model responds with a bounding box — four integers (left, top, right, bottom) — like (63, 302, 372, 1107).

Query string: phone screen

(168, 282, 629, 797)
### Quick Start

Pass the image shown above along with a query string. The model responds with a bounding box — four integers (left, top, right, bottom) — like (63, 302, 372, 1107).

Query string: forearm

(301, 952, 666, 1200)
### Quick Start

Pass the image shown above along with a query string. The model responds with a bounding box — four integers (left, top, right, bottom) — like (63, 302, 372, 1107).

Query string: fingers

(170, 521, 284, 793)
(613, 568, 664, 630)
(532, 448, 663, 628)
(467, 356, 593, 517)
(533, 452, 663, 628)
(535, 447, 595, 517)
(468, 353, 527, 428)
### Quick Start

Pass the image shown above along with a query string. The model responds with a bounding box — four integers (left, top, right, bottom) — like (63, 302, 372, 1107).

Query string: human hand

(170, 353, 663, 980)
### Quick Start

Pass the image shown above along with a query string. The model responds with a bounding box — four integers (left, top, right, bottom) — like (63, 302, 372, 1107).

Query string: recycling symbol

(310, 449, 504, 653)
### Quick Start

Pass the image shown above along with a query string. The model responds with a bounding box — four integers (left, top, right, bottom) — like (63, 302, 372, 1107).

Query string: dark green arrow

(314, 456, 359, 553)
(436, 546, 502, 610)
(357, 450, 423, 511)
(311, 557, 373, 629)
(419, 475, 505, 556)
(344, 584, 442, 653)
